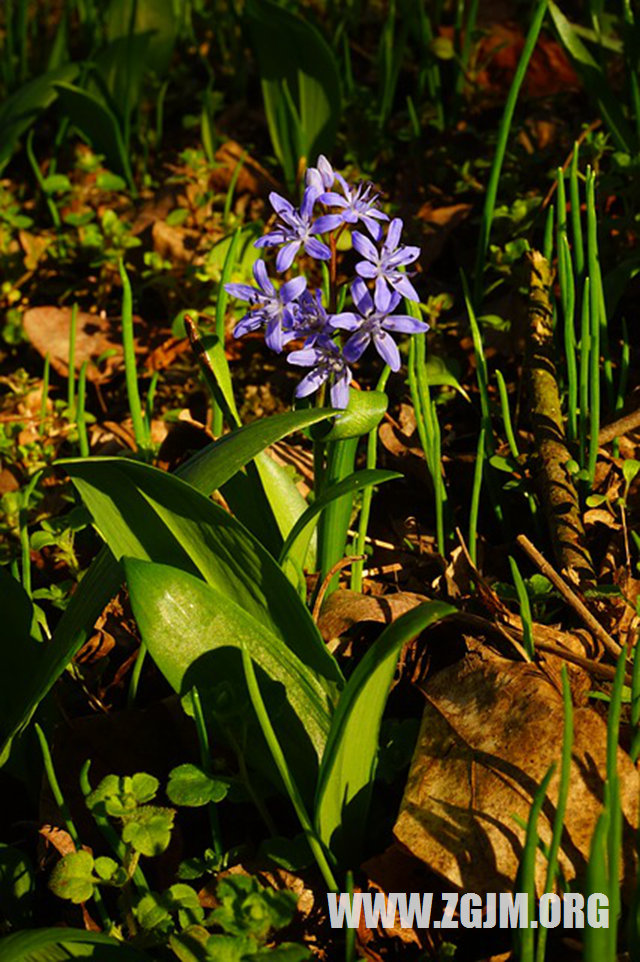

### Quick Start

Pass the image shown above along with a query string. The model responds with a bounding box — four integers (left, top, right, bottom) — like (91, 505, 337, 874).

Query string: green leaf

(86, 773, 158, 817)
(124, 559, 332, 791)
(424, 355, 470, 401)
(204, 935, 255, 962)
(246, 0, 341, 187)
(211, 875, 297, 941)
(0, 928, 151, 961)
(0, 570, 43, 765)
(167, 764, 228, 807)
(93, 856, 119, 882)
(254, 945, 310, 961)
(549, 2, 636, 153)
(278, 469, 401, 571)
(623, 459, 640, 488)
(64, 457, 341, 690)
(54, 83, 134, 187)
(0, 844, 34, 929)
(105, 0, 178, 75)
(0, 410, 337, 764)
(314, 601, 456, 863)
(121, 807, 175, 857)
(310, 389, 388, 441)
(134, 891, 172, 931)
(0, 64, 79, 172)
(41, 174, 71, 194)
(48, 851, 95, 904)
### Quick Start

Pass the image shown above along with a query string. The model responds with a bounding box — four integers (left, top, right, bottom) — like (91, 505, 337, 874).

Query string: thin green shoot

(509, 555, 534, 659)
(468, 427, 485, 566)
(495, 369, 519, 459)
(515, 763, 555, 962)
(579, 276, 591, 468)
(35, 725, 113, 930)
(39, 352, 50, 436)
(19, 470, 41, 600)
(615, 317, 629, 415)
(67, 302, 78, 415)
(127, 644, 146, 708)
(223, 151, 247, 225)
(569, 143, 585, 284)
(213, 228, 241, 437)
(542, 202, 554, 263)
(462, 273, 493, 449)
(587, 234, 600, 486)
(351, 366, 391, 592)
(630, 642, 640, 764)
(473, 0, 549, 306)
(189, 687, 224, 860)
(76, 360, 89, 458)
(26, 130, 61, 230)
(317, 437, 358, 596)
(559, 233, 577, 442)
(415, 0, 444, 129)
(345, 868, 356, 962)
(583, 810, 611, 962)
(144, 370, 159, 440)
(406, 94, 420, 139)
(585, 168, 613, 411)
(454, 0, 480, 106)
(534, 665, 573, 962)
(241, 649, 339, 893)
(118, 259, 149, 457)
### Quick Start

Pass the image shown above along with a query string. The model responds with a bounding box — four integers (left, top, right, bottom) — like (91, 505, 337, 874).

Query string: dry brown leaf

(210, 140, 280, 198)
(39, 825, 77, 858)
(394, 642, 638, 895)
(22, 306, 124, 381)
(317, 589, 428, 642)
(416, 202, 472, 268)
(152, 219, 200, 265)
(19, 230, 50, 271)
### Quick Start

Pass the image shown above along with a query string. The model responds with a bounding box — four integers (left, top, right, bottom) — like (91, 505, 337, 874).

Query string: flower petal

(343, 329, 371, 362)
(385, 217, 403, 250)
(224, 282, 257, 301)
(389, 274, 420, 301)
(318, 191, 346, 207)
(355, 261, 377, 280)
(387, 245, 420, 267)
(312, 214, 343, 233)
(300, 185, 320, 219)
(330, 311, 361, 331)
(351, 277, 373, 316)
(304, 237, 331, 261)
(352, 231, 379, 262)
(288, 346, 323, 367)
(361, 215, 383, 240)
(373, 330, 401, 371)
(281, 275, 307, 303)
(253, 259, 274, 294)
(331, 371, 351, 408)
(269, 191, 293, 216)
(275, 241, 301, 272)
(382, 315, 429, 334)
(234, 313, 262, 337)
(295, 367, 329, 398)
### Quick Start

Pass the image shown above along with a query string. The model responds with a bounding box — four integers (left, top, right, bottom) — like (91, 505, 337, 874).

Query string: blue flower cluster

(225, 156, 428, 408)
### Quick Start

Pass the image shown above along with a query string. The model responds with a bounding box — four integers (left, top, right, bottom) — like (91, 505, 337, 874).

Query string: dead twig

(524, 251, 595, 585)
(312, 556, 364, 622)
(598, 406, 640, 445)
(516, 533, 622, 660)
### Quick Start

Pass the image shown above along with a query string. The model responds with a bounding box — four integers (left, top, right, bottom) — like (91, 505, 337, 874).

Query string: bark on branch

(524, 250, 595, 586)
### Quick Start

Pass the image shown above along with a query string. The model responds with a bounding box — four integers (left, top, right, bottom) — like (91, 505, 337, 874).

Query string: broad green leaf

(424, 355, 470, 401)
(0, 409, 336, 763)
(48, 851, 95, 904)
(311, 389, 388, 441)
(123, 559, 332, 789)
(0, 844, 34, 929)
(121, 807, 175, 857)
(549, 2, 636, 153)
(278, 469, 401, 571)
(246, 0, 341, 187)
(0, 64, 79, 172)
(167, 764, 228, 807)
(0, 928, 150, 961)
(105, 0, 178, 75)
(254, 450, 315, 559)
(54, 83, 134, 186)
(63, 457, 341, 688)
(93, 33, 154, 128)
(314, 601, 455, 863)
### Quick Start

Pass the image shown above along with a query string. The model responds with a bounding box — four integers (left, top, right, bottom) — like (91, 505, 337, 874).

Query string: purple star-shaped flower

(314, 173, 389, 240)
(330, 278, 428, 371)
(288, 335, 352, 408)
(225, 259, 306, 353)
(353, 218, 420, 303)
(287, 288, 332, 345)
(254, 186, 330, 272)
(306, 154, 335, 193)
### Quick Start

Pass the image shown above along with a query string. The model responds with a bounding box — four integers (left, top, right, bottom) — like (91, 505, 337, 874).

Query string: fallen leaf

(210, 140, 280, 198)
(22, 307, 124, 382)
(318, 589, 428, 642)
(394, 642, 639, 895)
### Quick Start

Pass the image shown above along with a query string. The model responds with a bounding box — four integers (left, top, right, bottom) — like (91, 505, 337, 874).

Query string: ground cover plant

(2, 1, 640, 960)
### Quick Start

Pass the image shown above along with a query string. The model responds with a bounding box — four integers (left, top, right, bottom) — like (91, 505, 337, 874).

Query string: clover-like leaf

(204, 934, 256, 961)
(131, 772, 160, 804)
(48, 850, 95, 904)
(210, 875, 297, 941)
(253, 945, 310, 961)
(122, 806, 175, 856)
(167, 764, 228, 807)
(93, 855, 119, 882)
(167, 883, 205, 928)
(135, 890, 172, 931)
